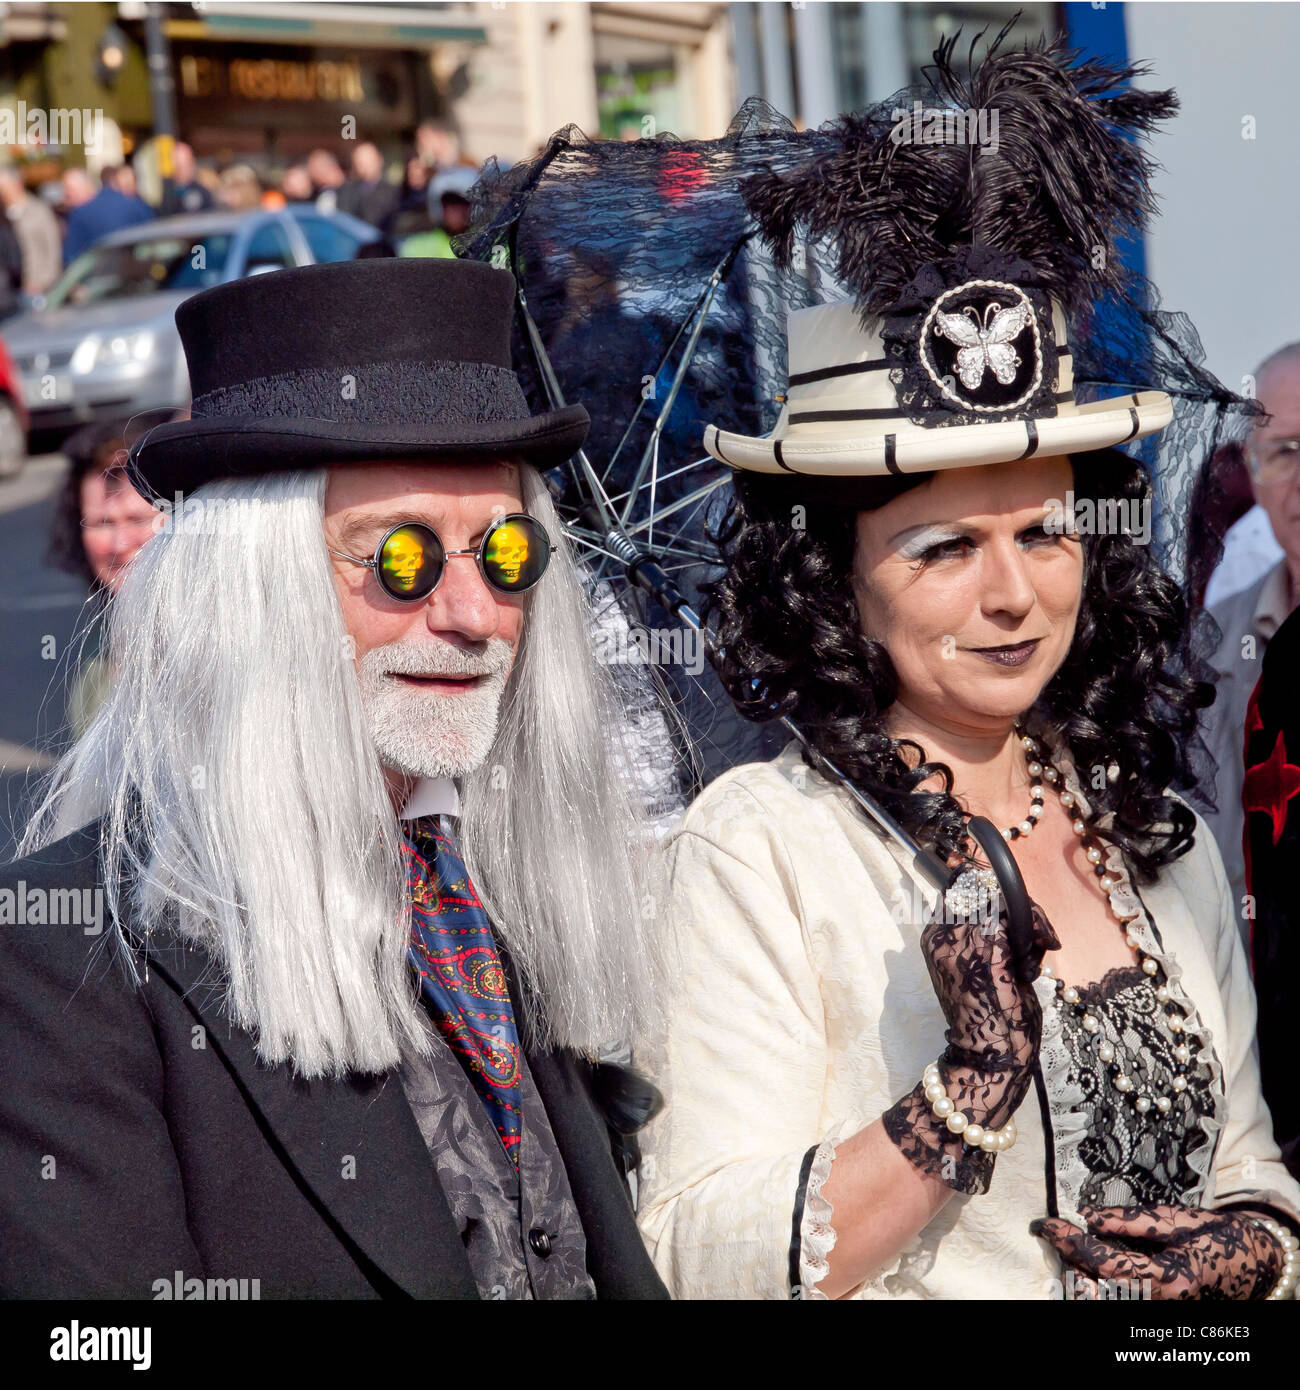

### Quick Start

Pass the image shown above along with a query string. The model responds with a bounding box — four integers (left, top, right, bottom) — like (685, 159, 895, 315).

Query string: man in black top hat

(0, 257, 668, 1299)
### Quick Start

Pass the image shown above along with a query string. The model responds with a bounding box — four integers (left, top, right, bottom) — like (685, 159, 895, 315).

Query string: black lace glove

(1032, 1204, 1293, 1300)
(884, 873, 1058, 1195)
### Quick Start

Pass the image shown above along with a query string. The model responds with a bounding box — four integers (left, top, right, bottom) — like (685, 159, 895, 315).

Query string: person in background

(0, 166, 62, 297)
(1201, 343, 1300, 940)
(337, 141, 399, 231)
(415, 117, 462, 174)
(0, 212, 21, 321)
(46, 419, 159, 738)
(160, 142, 214, 216)
(1241, 604, 1300, 1183)
(216, 164, 263, 212)
(399, 166, 477, 260)
(305, 147, 345, 214)
(281, 164, 314, 204)
(1203, 463, 1282, 608)
(397, 154, 431, 216)
(432, 167, 474, 236)
(105, 164, 142, 201)
(387, 158, 450, 256)
(61, 166, 153, 266)
(58, 166, 94, 216)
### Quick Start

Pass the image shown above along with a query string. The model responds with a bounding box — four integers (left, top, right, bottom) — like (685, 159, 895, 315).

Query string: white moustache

(365, 639, 514, 681)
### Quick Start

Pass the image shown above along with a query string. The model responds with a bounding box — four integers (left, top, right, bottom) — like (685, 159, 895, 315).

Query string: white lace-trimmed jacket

(636, 737, 1300, 1300)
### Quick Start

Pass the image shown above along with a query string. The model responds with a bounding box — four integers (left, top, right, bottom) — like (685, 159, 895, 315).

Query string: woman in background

(47, 418, 157, 736)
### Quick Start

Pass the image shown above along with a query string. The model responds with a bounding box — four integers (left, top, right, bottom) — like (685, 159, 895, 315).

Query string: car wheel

(0, 397, 25, 477)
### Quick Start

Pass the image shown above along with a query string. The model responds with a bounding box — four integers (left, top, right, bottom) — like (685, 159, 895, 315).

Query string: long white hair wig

(22, 463, 670, 1078)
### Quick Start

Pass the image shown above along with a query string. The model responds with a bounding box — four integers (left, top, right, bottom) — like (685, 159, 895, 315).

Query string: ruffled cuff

(794, 1133, 837, 1298)
(791, 1122, 906, 1299)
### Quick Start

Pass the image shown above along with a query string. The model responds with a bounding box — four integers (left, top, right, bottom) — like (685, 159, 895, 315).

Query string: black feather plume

(742, 25, 1177, 318)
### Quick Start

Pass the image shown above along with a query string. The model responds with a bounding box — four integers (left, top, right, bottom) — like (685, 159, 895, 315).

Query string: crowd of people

(0, 117, 482, 317)
(0, 34, 1298, 1307)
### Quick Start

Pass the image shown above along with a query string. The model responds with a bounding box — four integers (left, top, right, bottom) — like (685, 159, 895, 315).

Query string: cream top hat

(705, 263, 1172, 477)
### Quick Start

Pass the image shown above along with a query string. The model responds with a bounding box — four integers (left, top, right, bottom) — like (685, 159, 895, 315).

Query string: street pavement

(0, 453, 91, 862)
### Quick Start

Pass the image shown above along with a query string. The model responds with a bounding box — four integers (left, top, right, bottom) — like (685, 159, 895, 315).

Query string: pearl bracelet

(922, 1062, 1018, 1153)
(1252, 1217, 1300, 1300)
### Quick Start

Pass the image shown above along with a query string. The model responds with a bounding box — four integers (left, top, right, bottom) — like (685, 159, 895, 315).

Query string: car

(0, 333, 31, 477)
(0, 204, 382, 448)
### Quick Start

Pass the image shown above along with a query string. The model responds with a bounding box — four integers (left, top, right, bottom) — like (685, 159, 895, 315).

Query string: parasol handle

(964, 815, 1038, 982)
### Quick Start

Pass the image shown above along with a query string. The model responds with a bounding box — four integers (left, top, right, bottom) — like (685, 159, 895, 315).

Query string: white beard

(357, 637, 513, 779)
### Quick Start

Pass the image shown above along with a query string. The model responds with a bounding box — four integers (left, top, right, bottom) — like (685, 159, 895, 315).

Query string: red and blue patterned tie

(402, 815, 523, 1165)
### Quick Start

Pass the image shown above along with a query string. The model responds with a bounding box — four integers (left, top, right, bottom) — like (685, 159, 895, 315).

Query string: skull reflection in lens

(484, 517, 547, 591)
(379, 524, 443, 598)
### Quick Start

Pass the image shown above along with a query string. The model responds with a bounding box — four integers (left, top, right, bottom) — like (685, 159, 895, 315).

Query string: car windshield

(42, 231, 235, 308)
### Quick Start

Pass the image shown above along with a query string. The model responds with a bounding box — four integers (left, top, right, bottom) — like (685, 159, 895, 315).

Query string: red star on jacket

(1243, 728, 1300, 846)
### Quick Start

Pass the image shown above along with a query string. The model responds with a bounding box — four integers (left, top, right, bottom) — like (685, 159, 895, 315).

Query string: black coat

(1243, 606, 1300, 1181)
(0, 821, 668, 1299)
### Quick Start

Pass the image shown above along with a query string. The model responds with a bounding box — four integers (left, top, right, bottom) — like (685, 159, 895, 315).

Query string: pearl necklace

(998, 727, 1046, 840)
(1019, 730, 1197, 1121)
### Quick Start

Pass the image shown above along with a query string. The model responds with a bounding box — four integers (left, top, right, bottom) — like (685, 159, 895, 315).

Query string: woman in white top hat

(635, 31, 1300, 1300)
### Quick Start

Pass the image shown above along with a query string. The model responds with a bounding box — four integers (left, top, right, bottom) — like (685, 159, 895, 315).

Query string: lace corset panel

(1053, 960, 1217, 1208)
(1023, 715, 1229, 1221)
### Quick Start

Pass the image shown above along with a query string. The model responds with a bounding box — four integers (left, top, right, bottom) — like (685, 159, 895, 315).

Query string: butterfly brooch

(934, 299, 1031, 391)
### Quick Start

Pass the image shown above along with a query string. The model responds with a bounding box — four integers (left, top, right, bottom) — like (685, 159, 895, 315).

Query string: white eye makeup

(894, 524, 973, 561)
(892, 517, 1062, 563)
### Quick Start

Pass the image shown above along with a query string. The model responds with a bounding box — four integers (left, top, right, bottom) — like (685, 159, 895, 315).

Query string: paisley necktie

(402, 814, 523, 1164)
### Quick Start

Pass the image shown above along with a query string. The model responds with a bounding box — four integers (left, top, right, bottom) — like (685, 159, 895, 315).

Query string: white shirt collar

(398, 775, 461, 821)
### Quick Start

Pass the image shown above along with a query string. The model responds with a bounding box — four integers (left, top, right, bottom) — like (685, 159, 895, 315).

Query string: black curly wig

(704, 448, 1217, 883)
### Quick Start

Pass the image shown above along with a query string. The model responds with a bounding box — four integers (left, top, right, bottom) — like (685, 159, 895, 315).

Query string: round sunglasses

(328, 513, 555, 602)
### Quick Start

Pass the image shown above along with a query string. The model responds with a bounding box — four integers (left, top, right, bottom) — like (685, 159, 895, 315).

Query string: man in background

(61, 166, 153, 265)
(1202, 342, 1300, 937)
(337, 142, 399, 231)
(415, 117, 463, 174)
(0, 167, 61, 297)
(305, 148, 346, 214)
(159, 142, 213, 216)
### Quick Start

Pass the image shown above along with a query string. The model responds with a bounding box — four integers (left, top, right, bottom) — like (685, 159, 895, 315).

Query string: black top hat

(126, 257, 589, 499)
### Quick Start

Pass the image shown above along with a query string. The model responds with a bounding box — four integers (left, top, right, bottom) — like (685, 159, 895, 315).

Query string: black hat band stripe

(884, 434, 900, 474)
(788, 357, 892, 387)
(1019, 419, 1039, 459)
(772, 439, 797, 473)
(190, 359, 530, 429)
(788, 390, 1074, 426)
(787, 343, 1071, 395)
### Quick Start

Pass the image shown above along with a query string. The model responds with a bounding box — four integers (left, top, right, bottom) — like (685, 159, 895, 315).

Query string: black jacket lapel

(131, 928, 478, 1300)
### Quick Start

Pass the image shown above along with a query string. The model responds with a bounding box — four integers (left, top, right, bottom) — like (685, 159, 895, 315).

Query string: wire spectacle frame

(327, 513, 556, 601)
